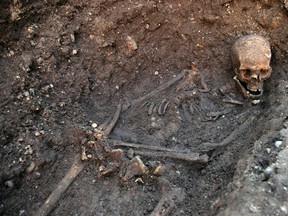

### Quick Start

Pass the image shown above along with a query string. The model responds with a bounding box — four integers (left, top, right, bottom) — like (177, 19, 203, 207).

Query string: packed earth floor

(1, 0, 288, 215)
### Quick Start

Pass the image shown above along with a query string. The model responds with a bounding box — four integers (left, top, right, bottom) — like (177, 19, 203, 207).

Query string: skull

(231, 35, 272, 99)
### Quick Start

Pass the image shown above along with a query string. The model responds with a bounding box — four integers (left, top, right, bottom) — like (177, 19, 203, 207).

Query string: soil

(0, 0, 288, 215)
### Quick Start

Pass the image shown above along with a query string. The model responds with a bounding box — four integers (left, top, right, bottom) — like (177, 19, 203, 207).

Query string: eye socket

(240, 69, 252, 79)
(260, 68, 272, 80)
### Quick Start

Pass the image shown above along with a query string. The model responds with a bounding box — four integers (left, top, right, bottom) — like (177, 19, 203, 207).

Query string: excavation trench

(0, 1, 288, 215)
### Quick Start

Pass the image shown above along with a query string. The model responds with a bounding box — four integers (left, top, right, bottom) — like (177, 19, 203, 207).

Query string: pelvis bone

(231, 35, 272, 99)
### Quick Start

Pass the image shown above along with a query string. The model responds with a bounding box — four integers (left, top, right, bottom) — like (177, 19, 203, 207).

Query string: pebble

(91, 123, 98, 128)
(126, 36, 137, 51)
(154, 71, 159, 75)
(275, 140, 283, 148)
(24, 145, 33, 155)
(264, 164, 275, 179)
(5, 180, 14, 188)
(280, 206, 288, 214)
(23, 91, 30, 97)
(252, 100, 260, 105)
(127, 148, 134, 159)
(266, 148, 271, 154)
(35, 131, 41, 137)
(72, 49, 78, 55)
(280, 128, 288, 137)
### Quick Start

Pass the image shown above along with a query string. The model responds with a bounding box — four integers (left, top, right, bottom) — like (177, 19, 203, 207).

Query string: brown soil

(1, 0, 288, 215)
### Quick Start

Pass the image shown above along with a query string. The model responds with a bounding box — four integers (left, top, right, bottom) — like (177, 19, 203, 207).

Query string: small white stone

(154, 71, 159, 75)
(115, 85, 119, 89)
(70, 34, 75, 43)
(264, 164, 275, 177)
(91, 123, 98, 128)
(176, 170, 181, 175)
(34, 131, 41, 137)
(126, 36, 137, 51)
(266, 148, 271, 154)
(275, 140, 283, 148)
(280, 206, 288, 214)
(252, 100, 261, 105)
(23, 91, 30, 97)
(24, 145, 33, 155)
(5, 180, 14, 188)
(72, 49, 78, 55)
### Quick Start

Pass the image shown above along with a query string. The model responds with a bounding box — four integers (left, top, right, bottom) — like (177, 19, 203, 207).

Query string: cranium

(231, 35, 272, 99)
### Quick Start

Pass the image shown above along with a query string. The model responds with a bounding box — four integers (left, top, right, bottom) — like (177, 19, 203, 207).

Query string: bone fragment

(110, 140, 189, 153)
(35, 102, 123, 215)
(198, 117, 256, 154)
(148, 102, 155, 115)
(134, 150, 209, 164)
(149, 184, 184, 216)
(123, 156, 148, 181)
(158, 99, 169, 116)
(34, 156, 85, 216)
(223, 98, 244, 106)
(102, 101, 122, 136)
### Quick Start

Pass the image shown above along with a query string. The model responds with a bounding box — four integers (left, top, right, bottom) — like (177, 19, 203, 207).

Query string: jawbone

(233, 76, 263, 99)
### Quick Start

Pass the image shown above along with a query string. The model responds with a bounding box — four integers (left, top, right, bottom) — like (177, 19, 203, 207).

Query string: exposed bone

(123, 69, 188, 111)
(157, 99, 168, 116)
(110, 140, 190, 153)
(162, 101, 169, 115)
(191, 63, 210, 93)
(222, 98, 244, 106)
(81, 146, 88, 161)
(35, 102, 123, 216)
(123, 156, 148, 181)
(149, 178, 185, 216)
(97, 118, 110, 131)
(102, 101, 122, 136)
(151, 162, 166, 176)
(197, 116, 256, 155)
(176, 63, 209, 93)
(134, 150, 209, 164)
(34, 156, 85, 216)
(148, 102, 155, 115)
(231, 35, 272, 99)
(140, 101, 149, 108)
